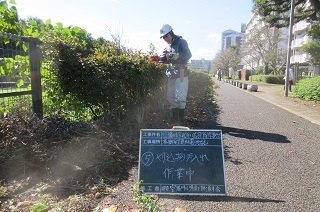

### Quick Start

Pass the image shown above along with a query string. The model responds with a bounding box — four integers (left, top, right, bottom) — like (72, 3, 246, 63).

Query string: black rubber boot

(178, 109, 185, 123)
(171, 108, 179, 122)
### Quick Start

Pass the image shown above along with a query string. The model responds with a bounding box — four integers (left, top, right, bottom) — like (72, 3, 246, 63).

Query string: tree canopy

(253, 0, 320, 28)
(0, 0, 22, 34)
(211, 45, 241, 77)
(241, 26, 287, 74)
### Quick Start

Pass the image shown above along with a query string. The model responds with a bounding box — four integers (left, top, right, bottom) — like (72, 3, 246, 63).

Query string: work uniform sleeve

(176, 39, 192, 64)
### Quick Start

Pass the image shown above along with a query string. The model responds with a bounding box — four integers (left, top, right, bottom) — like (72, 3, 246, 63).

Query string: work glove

(166, 53, 179, 61)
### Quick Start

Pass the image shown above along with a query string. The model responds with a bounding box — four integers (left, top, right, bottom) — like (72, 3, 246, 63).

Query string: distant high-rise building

(241, 23, 246, 33)
(221, 27, 245, 50)
(190, 59, 211, 71)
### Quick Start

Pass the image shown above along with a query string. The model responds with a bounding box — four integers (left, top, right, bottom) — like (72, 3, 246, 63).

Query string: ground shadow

(192, 95, 290, 144)
(190, 84, 291, 166)
(162, 195, 285, 203)
(216, 126, 291, 143)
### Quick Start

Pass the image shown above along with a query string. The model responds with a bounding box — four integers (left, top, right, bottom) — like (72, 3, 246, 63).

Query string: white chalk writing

(156, 152, 209, 164)
(163, 167, 195, 182)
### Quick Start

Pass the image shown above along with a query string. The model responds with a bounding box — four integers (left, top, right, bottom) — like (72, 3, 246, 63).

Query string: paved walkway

(217, 79, 320, 126)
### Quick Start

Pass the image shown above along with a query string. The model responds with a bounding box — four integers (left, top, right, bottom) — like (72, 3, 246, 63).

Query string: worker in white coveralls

(159, 24, 192, 124)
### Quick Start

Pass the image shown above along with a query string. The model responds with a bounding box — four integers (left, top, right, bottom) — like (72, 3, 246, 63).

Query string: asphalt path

(157, 80, 320, 211)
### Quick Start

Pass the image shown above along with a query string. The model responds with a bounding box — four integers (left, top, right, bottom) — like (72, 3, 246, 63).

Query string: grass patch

(133, 181, 160, 212)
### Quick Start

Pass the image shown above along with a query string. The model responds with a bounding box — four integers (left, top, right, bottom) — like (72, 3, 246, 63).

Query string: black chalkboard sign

(138, 129, 226, 195)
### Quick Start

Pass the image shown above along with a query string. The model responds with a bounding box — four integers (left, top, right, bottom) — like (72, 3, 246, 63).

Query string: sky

(14, 0, 254, 60)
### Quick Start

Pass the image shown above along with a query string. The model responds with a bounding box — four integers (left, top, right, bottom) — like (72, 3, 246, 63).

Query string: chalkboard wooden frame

(138, 129, 226, 195)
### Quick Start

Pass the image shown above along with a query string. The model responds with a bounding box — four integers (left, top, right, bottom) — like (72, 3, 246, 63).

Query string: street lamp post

(285, 0, 295, 97)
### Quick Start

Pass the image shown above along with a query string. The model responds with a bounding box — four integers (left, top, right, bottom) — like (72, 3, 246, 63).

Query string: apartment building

(243, 13, 263, 69)
(244, 7, 319, 76)
(243, 13, 289, 71)
(291, 20, 319, 76)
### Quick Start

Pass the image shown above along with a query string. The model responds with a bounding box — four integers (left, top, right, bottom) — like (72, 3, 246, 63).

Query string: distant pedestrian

(284, 66, 294, 92)
(217, 69, 222, 81)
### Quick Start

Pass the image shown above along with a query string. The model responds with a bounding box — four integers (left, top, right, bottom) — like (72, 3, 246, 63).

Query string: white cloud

(193, 49, 216, 60)
(112, 29, 164, 54)
(122, 30, 153, 51)
(206, 33, 221, 41)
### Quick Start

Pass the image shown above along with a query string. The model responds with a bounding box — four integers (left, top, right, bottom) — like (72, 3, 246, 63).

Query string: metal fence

(0, 31, 43, 118)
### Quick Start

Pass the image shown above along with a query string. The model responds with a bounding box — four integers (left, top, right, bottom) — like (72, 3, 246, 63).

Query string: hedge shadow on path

(217, 126, 290, 144)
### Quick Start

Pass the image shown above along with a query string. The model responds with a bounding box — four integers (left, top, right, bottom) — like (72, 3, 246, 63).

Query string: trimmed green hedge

(294, 76, 320, 102)
(249, 75, 284, 84)
(48, 42, 167, 120)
